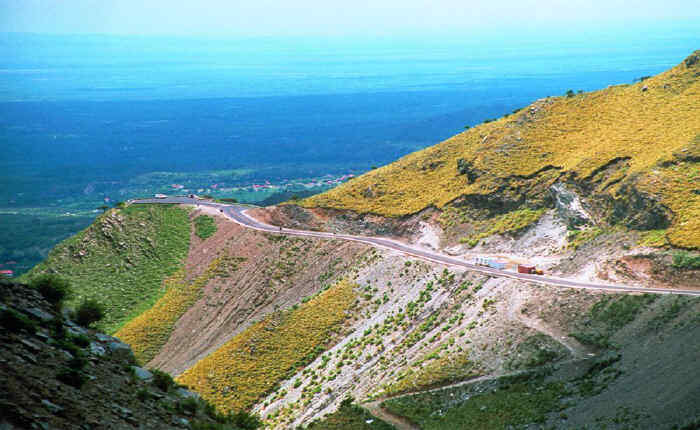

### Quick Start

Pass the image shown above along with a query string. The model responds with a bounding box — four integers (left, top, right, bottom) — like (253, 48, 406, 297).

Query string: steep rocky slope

(0, 280, 259, 430)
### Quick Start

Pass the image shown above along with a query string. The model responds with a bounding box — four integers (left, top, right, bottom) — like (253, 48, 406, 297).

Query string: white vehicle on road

(154, 194, 168, 199)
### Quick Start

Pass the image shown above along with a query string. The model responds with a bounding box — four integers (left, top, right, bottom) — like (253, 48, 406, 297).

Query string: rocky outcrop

(684, 51, 699, 68)
(0, 280, 248, 430)
(550, 183, 593, 228)
(607, 183, 671, 230)
(258, 204, 423, 238)
(456, 158, 482, 183)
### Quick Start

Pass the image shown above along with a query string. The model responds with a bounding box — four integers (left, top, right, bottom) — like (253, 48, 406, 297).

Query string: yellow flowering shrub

(115, 257, 222, 364)
(458, 208, 546, 246)
(385, 351, 478, 396)
(176, 279, 356, 413)
(635, 142, 699, 249)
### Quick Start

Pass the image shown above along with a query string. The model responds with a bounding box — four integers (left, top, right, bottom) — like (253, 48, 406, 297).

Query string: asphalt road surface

(133, 197, 700, 297)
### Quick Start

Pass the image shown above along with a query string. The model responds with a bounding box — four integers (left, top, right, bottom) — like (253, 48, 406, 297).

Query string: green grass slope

(21, 204, 191, 333)
(306, 398, 395, 430)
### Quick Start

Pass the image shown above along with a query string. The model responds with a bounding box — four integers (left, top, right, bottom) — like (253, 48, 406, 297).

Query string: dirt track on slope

(362, 402, 419, 430)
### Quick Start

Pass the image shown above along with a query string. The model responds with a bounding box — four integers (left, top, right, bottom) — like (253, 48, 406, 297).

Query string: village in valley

(166, 173, 356, 198)
(0, 169, 362, 277)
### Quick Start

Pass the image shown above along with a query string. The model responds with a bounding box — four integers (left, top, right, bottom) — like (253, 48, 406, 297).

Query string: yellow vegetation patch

(176, 279, 356, 413)
(636, 142, 700, 248)
(638, 229, 670, 248)
(456, 208, 546, 247)
(386, 351, 478, 396)
(302, 52, 700, 248)
(115, 257, 222, 364)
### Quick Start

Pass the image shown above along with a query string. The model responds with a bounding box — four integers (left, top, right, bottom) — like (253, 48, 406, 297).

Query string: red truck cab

(518, 264, 536, 274)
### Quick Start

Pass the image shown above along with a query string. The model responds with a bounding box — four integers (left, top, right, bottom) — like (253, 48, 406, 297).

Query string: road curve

(132, 197, 700, 297)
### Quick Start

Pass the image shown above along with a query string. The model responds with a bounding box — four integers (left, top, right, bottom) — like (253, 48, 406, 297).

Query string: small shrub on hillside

(75, 299, 105, 327)
(0, 309, 37, 333)
(55, 339, 83, 358)
(31, 275, 71, 308)
(192, 420, 257, 430)
(151, 368, 177, 392)
(67, 355, 88, 370)
(176, 397, 199, 415)
(672, 251, 700, 270)
(201, 401, 219, 420)
(570, 331, 611, 348)
(71, 334, 91, 348)
(46, 318, 68, 340)
(47, 318, 68, 339)
(229, 411, 262, 430)
(198, 402, 260, 427)
(194, 215, 218, 239)
(136, 388, 151, 402)
(190, 422, 226, 430)
(56, 368, 88, 389)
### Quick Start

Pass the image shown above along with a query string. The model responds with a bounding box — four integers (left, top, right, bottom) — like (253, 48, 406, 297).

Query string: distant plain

(1, 26, 698, 274)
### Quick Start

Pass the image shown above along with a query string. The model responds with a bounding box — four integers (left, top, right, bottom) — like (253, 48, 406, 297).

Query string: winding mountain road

(133, 197, 700, 297)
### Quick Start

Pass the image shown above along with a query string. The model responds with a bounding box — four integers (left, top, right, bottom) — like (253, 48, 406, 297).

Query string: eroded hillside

(116, 207, 367, 374)
(21, 196, 700, 429)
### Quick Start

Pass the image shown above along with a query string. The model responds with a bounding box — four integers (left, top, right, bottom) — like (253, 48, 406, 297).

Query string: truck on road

(474, 258, 544, 275)
(518, 264, 544, 275)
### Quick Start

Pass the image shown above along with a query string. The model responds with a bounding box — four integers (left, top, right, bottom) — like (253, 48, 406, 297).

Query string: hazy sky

(1, 0, 699, 36)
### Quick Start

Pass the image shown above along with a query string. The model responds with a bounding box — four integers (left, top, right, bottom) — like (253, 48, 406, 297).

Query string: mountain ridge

(300, 51, 700, 249)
